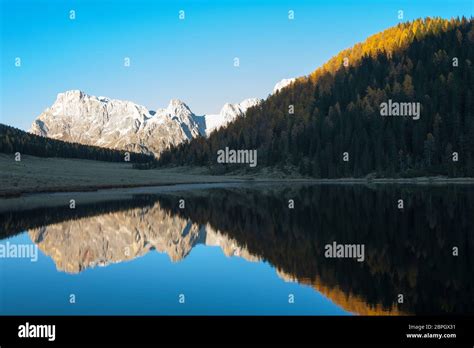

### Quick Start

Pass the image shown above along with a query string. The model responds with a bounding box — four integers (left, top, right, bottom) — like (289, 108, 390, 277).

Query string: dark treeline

(0, 123, 154, 163)
(156, 185, 474, 314)
(158, 18, 474, 177)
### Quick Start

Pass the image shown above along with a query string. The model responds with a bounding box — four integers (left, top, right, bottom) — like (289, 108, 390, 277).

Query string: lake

(0, 183, 472, 315)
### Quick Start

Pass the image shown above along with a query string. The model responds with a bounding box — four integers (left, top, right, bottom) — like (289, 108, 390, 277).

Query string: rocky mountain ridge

(30, 78, 295, 157)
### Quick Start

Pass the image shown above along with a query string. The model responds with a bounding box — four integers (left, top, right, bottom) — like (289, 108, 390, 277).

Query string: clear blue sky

(1, 0, 472, 130)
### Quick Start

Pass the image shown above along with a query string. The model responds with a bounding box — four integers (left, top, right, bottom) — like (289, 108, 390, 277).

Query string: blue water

(0, 233, 349, 315)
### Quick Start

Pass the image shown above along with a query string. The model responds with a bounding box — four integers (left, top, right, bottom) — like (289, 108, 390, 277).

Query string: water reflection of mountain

(27, 202, 259, 273)
(1, 184, 473, 315)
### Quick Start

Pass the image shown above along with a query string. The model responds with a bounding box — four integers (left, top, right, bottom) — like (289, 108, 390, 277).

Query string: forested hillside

(158, 17, 474, 177)
(0, 124, 154, 163)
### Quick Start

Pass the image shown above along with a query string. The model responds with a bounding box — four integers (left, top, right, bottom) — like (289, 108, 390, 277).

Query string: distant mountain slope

(0, 123, 153, 163)
(158, 17, 474, 178)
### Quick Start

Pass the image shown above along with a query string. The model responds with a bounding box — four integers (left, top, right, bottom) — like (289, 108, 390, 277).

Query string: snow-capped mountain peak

(166, 99, 192, 116)
(204, 98, 261, 135)
(273, 78, 296, 94)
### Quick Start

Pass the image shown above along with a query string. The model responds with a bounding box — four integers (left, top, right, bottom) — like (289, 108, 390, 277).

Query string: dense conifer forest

(158, 17, 474, 177)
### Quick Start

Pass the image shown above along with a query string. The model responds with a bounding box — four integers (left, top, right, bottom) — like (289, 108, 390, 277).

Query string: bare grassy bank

(1, 154, 473, 199)
(0, 154, 248, 197)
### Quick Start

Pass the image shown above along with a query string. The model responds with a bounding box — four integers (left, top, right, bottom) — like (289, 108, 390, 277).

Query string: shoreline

(2, 154, 474, 200)
(2, 176, 474, 199)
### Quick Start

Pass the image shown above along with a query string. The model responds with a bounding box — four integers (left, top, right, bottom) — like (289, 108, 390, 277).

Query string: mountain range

(7, 18, 473, 178)
(29, 78, 295, 157)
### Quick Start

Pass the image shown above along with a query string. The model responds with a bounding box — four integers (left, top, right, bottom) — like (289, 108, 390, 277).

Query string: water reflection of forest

(1, 184, 472, 315)
(156, 185, 474, 315)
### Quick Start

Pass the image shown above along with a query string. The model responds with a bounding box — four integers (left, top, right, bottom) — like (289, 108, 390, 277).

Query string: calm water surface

(0, 184, 472, 315)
